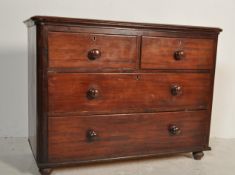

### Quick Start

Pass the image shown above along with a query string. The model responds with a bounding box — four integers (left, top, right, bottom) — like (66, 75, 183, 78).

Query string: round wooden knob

(168, 124, 181, 136)
(86, 88, 99, 100)
(174, 50, 185, 60)
(87, 49, 101, 60)
(86, 129, 98, 141)
(171, 84, 183, 96)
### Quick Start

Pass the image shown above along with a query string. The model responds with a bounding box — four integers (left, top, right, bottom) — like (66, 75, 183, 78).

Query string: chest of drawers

(25, 16, 221, 175)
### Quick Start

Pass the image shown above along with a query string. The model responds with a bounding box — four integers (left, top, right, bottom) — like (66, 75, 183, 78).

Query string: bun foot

(39, 168, 53, 175)
(192, 151, 204, 160)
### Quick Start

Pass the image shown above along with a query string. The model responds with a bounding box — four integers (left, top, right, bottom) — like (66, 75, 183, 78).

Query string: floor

(0, 138, 234, 175)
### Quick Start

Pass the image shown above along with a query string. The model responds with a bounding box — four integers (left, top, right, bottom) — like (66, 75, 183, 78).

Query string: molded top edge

(24, 16, 222, 33)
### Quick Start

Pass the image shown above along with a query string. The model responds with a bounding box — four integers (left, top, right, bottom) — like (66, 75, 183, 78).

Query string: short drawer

(141, 36, 214, 69)
(48, 73, 211, 115)
(48, 32, 137, 69)
(48, 111, 208, 162)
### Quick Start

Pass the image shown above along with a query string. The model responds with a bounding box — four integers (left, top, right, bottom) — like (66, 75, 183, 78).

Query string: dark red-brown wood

(27, 22, 49, 164)
(39, 168, 53, 175)
(25, 16, 222, 174)
(28, 25, 37, 158)
(24, 16, 222, 34)
(48, 111, 208, 162)
(192, 151, 204, 160)
(141, 36, 214, 69)
(48, 73, 211, 116)
(48, 32, 137, 69)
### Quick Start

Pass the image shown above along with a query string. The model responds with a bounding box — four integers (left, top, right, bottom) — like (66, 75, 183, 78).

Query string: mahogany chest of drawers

(25, 16, 222, 175)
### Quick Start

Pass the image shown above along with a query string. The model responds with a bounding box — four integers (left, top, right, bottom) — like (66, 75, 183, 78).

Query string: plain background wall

(0, 0, 234, 138)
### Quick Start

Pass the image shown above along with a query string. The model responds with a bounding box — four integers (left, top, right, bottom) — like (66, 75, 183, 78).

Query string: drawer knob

(87, 49, 101, 60)
(168, 124, 181, 136)
(174, 50, 185, 60)
(87, 88, 99, 100)
(171, 85, 183, 96)
(87, 129, 98, 141)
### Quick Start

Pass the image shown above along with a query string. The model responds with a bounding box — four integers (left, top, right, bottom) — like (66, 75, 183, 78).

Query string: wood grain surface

(48, 32, 137, 69)
(48, 73, 211, 115)
(25, 16, 221, 172)
(48, 111, 208, 162)
(141, 36, 214, 69)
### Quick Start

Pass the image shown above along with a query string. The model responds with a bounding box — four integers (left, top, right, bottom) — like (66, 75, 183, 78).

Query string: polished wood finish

(28, 25, 37, 158)
(86, 88, 99, 100)
(86, 129, 98, 141)
(25, 16, 221, 174)
(174, 50, 185, 61)
(141, 37, 214, 69)
(48, 73, 210, 115)
(171, 84, 183, 96)
(192, 151, 204, 160)
(39, 168, 53, 175)
(25, 16, 222, 33)
(87, 49, 102, 61)
(168, 124, 182, 136)
(48, 32, 137, 69)
(27, 22, 49, 163)
(48, 111, 208, 162)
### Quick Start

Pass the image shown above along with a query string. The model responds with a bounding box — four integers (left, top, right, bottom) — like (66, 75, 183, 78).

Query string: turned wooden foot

(39, 168, 53, 175)
(192, 151, 204, 160)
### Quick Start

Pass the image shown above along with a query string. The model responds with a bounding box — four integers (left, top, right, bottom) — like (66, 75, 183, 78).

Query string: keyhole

(178, 40, 182, 47)
(177, 40, 184, 50)
(93, 36, 96, 41)
(136, 75, 141, 80)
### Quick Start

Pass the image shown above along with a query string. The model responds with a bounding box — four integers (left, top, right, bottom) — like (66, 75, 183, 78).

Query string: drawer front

(141, 36, 214, 69)
(48, 111, 208, 162)
(48, 32, 137, 69)
(48, 73, 211, 115)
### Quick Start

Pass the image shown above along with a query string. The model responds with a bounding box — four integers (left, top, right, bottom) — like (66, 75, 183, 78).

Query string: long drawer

(48, 73, 211, 115)
(48, 111, 208, 162)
